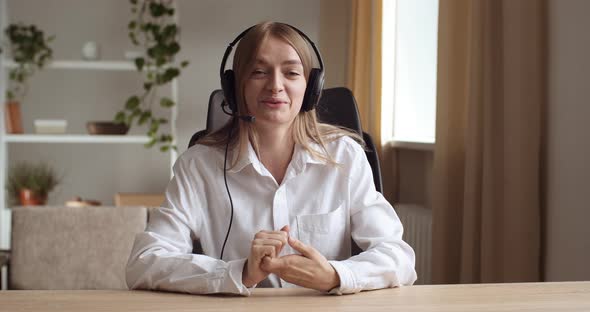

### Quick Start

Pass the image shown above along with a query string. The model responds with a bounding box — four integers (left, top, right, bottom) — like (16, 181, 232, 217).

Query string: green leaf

(162, 25, 177, 38)
(138, 111, 151, 125)
(128, 21, 136, 30)
(156, 57, 166, 67)
(160, 97, 174, 108)
(150, 26, 162, 42)
(114, 111, 126, 123)
(147, 44, 167, 60)
(168, 42, 180, 55)
(143, 82, 152, 91)
(149, 2, 166, 17)
(134, 57, 145, 71)
(125, 95, 140, 110)
(161, 68, 180, 83)
(130, 0, 137, 4)
(160, 145, 170, 152)
(127, 108, 140, 124)
(144, 138, 157, 148)
(180, 60, 189, 68)
(149, 120, 159, 133)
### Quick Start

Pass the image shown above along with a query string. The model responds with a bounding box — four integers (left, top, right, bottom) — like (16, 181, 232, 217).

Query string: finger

(252, 237, 288, 256)
(254, 233, 288, 253)
(255, 232, 289, 245)
(280, 225, 290, 233)
(252, 245, 276, 261)
(288, 236, 320, 259)
(256, 230, 289, 238)
(263, 239, 284, 256)
(252, 238, 282, 248)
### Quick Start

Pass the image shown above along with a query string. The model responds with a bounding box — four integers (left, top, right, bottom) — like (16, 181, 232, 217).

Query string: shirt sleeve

(328, 143, 417, 295)
(125, 156, 252, 296)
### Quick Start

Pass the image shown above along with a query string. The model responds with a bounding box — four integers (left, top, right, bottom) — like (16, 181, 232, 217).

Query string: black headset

(219, 22, 325, 115)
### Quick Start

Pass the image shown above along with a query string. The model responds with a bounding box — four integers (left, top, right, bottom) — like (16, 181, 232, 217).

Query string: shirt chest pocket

(296, 204, 347, 259)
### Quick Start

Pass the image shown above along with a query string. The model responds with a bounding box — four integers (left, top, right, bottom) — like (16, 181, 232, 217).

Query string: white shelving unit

(0, 0, 179, 250)
(3, 59, 136, 71)
(4, 134, 151, 144)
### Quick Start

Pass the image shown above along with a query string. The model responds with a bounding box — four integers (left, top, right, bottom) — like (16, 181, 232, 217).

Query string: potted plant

(0, 23, 54, 134)
(5, 162, 60, 206)
(115, 0, 189, 152)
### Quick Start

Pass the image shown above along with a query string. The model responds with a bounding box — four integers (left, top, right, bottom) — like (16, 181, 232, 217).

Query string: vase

(82, 41, 100, 60)
(5, 101, 24, 134)
(19, 188, 47, 206)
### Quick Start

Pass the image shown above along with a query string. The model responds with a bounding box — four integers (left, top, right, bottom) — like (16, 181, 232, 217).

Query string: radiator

(395, 204, 432, 285)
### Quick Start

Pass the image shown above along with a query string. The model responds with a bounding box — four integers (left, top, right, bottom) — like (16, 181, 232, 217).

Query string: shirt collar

(226, 140, 328, 175)
(227, 141, 259, 173)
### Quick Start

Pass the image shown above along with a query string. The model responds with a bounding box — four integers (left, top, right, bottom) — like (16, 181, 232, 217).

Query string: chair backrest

(202, 87, 364, 135)
(190, 87, 383, 193)
(9, 206, 147, 290)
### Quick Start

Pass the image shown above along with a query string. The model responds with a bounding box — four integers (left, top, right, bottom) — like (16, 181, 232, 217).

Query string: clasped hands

(242, 225, 340, 292)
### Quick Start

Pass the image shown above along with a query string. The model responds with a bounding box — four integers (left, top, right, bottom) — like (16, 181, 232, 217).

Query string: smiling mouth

(261, 99, 289, 107)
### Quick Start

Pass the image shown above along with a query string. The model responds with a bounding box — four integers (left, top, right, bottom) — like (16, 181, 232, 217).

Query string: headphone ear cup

(302, 68, 324, 112)
(221, 70, 237, 112)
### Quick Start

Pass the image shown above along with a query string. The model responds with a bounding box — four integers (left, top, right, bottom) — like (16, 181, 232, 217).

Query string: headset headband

(219, 23, 324, 79)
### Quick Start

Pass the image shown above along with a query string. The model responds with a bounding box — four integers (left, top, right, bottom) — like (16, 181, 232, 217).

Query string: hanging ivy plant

(0, 23, 54, 102)
(116, 0, 189, 152)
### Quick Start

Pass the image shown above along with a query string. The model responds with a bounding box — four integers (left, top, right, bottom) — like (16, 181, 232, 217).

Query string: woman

(126, 21, 416, 296)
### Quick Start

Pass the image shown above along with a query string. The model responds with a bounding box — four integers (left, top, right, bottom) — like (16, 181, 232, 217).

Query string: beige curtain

(348, 0, 382, 153)
(432, 0, 546, 283)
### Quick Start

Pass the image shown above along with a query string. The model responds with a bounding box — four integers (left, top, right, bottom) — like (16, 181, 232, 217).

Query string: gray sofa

(0, 206, 148, 290)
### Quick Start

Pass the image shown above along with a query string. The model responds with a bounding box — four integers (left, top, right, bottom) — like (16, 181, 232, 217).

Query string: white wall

(545, 0, 590, 281)
(4, 0, 350, 206)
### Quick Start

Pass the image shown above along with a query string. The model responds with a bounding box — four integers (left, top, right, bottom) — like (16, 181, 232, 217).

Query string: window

(382, 0, 439, 145)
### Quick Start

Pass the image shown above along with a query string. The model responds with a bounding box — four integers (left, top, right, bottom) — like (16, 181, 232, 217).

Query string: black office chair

(188, 87, 383, 256)
(188, 87, 383, 193)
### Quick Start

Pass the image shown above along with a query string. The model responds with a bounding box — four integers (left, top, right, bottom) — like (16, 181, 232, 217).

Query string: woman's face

(243, 36, 307, 128)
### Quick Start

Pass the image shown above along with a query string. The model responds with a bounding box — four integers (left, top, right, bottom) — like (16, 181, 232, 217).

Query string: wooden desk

(0, 282, 588, 312)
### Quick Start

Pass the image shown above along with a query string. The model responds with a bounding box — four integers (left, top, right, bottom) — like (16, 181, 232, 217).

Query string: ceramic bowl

(86, 121, 129, 135)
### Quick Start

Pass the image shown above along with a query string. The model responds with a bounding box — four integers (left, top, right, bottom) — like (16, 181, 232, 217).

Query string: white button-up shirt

(126, 136, 417, 295)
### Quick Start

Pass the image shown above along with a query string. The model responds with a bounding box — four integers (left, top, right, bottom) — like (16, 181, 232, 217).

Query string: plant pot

(5, 101, 24, 134)
(19, 188, 47, 206)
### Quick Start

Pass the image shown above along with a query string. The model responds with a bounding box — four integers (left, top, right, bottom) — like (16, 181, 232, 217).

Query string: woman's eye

(251, 70, 266, 76)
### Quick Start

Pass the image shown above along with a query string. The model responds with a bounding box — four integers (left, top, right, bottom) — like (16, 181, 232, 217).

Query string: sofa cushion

(9, 206, 147, 290)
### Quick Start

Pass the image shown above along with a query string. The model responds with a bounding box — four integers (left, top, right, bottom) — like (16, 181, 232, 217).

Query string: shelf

(2, 59, 135, 71)
(3, 134, 150, 144)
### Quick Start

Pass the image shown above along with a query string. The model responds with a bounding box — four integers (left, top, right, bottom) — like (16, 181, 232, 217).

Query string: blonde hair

(198, 21, 362, 166)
